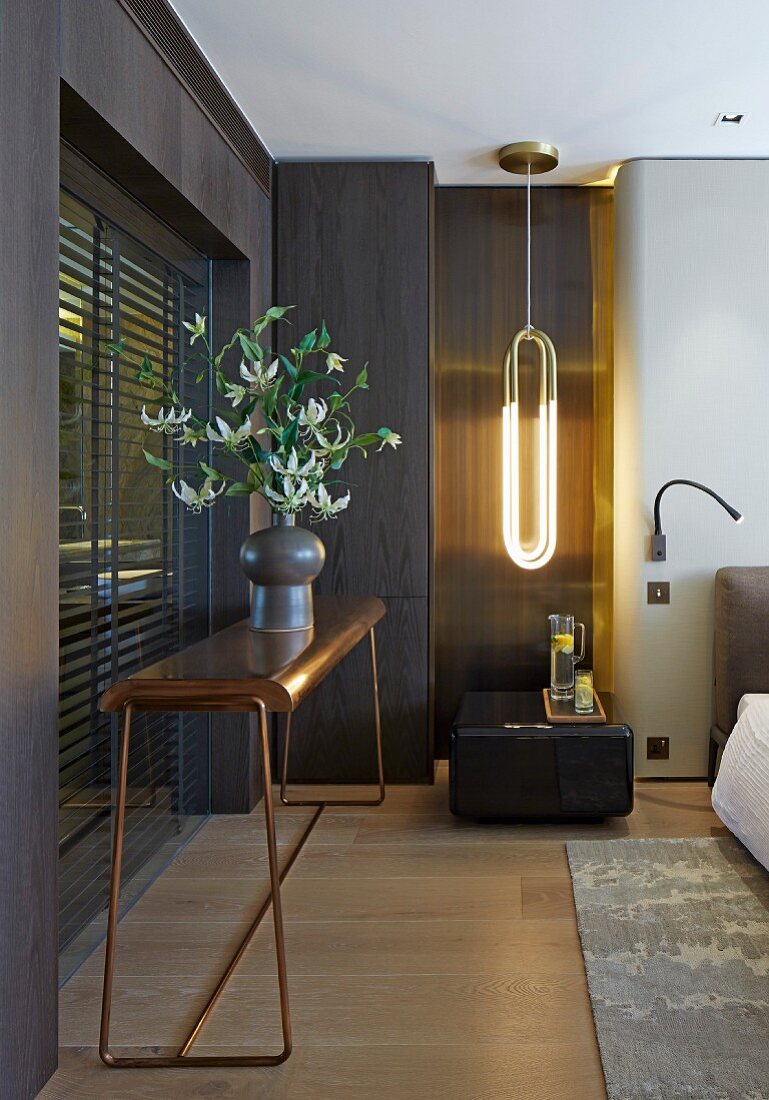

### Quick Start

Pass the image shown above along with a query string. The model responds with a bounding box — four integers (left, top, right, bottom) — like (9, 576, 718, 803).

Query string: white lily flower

(182, 313, 207, 345)
(206, 415, 251, 450)
(171, 477, 224, 513)
(297, 397, 328, 434)
(325, 352, 348, 374)
(239, 357, 279, 391)
(223, 382, 247, 408)
(264, 475, 310, 513)
(140, 405, 192, 433)
(178, 425, 206, 447)
(310, 484, 350, 521)
(312, 423, 351, 458)
(377, 429, 402, 451)
(269, 448, 317, 479)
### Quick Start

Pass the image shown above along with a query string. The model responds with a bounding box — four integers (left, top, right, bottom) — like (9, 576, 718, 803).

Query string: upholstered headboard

(714, 567, 769, 733)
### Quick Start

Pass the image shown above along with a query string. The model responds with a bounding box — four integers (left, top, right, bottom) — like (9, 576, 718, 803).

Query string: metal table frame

(98, 605, 385, 1070)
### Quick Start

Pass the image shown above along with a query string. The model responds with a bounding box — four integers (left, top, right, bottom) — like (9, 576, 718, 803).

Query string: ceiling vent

(715, 112, 747, 126)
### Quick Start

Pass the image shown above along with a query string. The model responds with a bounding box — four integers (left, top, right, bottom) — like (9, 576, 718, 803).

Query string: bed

(711, 566, 769, 871)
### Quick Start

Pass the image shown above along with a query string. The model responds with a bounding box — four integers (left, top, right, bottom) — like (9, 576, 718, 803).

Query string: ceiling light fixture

(498, 141, 559, 570)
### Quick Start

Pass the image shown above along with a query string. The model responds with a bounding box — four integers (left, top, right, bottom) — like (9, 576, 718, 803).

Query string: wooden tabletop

(100, 595, 385, 714)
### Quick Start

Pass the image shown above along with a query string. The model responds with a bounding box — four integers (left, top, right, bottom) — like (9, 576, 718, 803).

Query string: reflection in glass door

(58, 184, 212, 979)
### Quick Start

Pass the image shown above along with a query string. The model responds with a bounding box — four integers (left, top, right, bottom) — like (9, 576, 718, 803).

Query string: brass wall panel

(434, 188, 614, 753)
(590, 192, 615, 691)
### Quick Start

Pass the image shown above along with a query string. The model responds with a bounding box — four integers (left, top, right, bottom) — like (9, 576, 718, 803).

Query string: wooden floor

(41, 768, 725, 1099)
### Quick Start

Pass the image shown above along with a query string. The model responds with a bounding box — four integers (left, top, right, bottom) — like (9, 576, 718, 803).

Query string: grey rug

(567, 837, 769, 1100)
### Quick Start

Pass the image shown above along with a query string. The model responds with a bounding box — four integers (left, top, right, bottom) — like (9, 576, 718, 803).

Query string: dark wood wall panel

(275, 162, 430, 598)
(275, 162, 431, 781)
(59, 0, 273, 813)
(434, 187, 613, 754)
(280, 598, 429, 783)
(59, 0, 262, 260)
(2, 1, 272, 1091)
(0, 2, 60, 1097)
(210, 260, 259, 812)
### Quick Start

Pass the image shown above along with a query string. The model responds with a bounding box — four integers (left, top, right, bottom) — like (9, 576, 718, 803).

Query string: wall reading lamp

(651, 479, 743, 561)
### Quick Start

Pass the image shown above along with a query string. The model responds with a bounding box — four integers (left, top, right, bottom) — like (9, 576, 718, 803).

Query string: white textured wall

(615, 160, 769, 777)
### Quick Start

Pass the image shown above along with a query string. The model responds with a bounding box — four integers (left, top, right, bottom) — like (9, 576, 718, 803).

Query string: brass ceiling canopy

(498, 141, 559, 175)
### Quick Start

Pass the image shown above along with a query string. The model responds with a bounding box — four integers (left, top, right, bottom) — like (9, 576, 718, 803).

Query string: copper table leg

(280, 626, 386, 808)
(99, 696, 317, 1069)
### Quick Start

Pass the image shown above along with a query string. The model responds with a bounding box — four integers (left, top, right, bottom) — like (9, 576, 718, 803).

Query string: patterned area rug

(567, 837, 769, 1100)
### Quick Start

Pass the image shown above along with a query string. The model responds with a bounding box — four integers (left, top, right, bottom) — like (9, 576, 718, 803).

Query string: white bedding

(712, 694, 769, 871)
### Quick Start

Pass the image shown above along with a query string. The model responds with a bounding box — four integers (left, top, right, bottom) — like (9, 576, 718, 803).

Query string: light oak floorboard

(76, 916, 582, 980)
(521, 877, 577, 920)
(45, 776, 720, 1099)
(42, 1041, 606, 1100)
(59, 971, 594, 1048)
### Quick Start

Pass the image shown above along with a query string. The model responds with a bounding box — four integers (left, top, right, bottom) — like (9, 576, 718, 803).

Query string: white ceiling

(170, 0, 769, 186)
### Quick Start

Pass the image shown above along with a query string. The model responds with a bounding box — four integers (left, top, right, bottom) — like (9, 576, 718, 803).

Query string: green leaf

(280, 418, 299, 450)
(265, 305, 295, 321)
(215, 372, 227, 395)
(244, 437, 272, 464)
(278, 353, 297, 381)
(355, 364, 369, 390)
(239, 333, 263, 362)
(195, 370, 207, 384)
(298, 328, 317, 352)
(106, 339, 126, 356)
(262, 376, 283, 418)
(142, 448, 172, 471)
(317, 320, 330, 350)
(296, 370, 332, 386)
(198, 462, 222, 480)
(225, 482, 253, 496)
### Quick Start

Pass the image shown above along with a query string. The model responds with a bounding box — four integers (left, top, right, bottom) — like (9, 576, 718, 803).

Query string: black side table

(449, 691, 633, 821)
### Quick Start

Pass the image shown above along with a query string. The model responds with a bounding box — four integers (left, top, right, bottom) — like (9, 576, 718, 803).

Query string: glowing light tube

(502, 328, 558, 570)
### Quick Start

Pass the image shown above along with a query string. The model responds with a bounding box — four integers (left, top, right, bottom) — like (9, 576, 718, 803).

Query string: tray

(542, 688, 606, 724)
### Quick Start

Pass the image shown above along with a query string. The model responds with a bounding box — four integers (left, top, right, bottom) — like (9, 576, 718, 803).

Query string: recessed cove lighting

(715, 112, 747, 126)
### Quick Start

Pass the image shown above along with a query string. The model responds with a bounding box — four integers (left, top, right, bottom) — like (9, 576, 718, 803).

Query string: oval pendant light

(499, 142, 559, 570)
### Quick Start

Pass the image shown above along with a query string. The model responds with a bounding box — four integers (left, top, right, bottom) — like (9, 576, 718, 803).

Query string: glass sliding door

(58, 178, 212, 980)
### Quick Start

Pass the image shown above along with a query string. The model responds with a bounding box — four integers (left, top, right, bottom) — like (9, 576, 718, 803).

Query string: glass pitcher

(548, 613, 586, 699)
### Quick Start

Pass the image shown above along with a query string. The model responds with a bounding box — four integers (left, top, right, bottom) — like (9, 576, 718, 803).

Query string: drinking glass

(548, 613, 586, 699)
(575, 668, 594, 713)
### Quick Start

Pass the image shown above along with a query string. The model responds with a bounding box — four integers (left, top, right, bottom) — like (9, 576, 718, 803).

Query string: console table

(450, 691, 633, 821)
(98, 595, 386, 1069)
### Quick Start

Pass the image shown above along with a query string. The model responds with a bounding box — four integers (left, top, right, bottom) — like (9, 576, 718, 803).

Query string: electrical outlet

(647, 737, 670, 760)
(647, 581, 670, 605)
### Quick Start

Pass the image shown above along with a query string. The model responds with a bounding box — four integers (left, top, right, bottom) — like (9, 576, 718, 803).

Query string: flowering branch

(111, 308, 401, 521)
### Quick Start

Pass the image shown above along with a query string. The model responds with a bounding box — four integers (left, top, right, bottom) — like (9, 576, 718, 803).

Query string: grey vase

(239, 514, 325, 632)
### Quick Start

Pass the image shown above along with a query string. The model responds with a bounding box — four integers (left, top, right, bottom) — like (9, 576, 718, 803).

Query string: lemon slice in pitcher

(551, 633, 574, 654)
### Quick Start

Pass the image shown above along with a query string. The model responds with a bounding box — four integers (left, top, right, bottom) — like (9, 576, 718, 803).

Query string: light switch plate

(647, 581, 670, 605)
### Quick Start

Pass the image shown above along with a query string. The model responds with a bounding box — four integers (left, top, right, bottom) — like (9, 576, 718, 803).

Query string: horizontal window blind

(58, 187, 211, 977)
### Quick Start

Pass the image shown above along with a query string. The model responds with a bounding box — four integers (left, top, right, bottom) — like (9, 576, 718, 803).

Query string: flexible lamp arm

(652, 479, 743, 561)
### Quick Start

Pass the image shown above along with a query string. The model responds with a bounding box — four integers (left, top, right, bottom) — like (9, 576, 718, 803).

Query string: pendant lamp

(499, 141, 559, 570)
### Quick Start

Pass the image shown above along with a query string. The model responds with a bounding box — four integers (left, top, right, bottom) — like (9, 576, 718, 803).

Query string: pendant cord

(526, 163, 532, 335)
